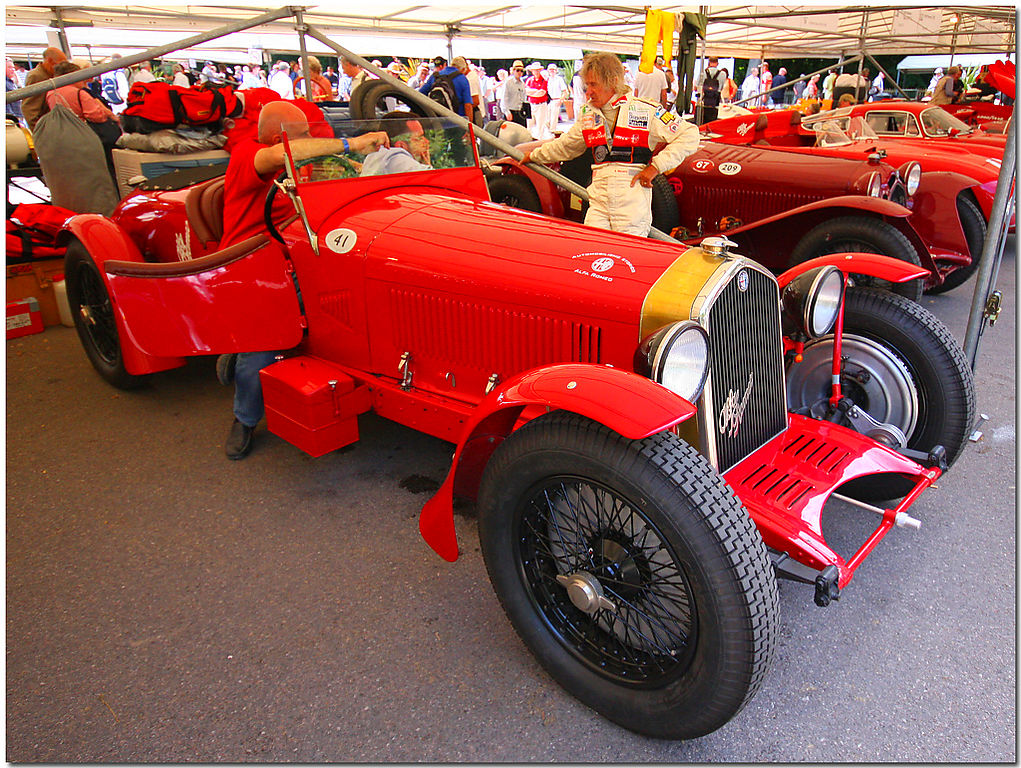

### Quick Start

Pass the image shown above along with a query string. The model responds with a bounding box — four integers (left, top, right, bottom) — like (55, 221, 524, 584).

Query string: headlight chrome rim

(866, 171, 883, 198)
(899, 161, 922, 195)
(638, 321, 711, 403)
(805, 267, 845, 337)
(782, 265, 845, 338)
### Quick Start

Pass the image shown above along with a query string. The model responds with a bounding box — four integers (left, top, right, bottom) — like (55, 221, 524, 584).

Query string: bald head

(257, 101, 310, 145)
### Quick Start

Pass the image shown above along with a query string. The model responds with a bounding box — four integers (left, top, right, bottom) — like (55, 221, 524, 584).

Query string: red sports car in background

(58, 117, 974, 740)
(487, 128, 981, 295)
(811, 101, 1008, 152)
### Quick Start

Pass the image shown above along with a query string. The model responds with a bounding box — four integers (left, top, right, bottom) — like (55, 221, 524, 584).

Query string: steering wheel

(263, 154, 361, 244)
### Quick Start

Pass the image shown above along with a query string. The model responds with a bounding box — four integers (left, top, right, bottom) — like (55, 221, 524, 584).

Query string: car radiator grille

(701, 265, 788, 473)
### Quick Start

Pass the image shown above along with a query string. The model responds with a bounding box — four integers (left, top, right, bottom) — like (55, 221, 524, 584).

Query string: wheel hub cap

(556, 571, 616, 614)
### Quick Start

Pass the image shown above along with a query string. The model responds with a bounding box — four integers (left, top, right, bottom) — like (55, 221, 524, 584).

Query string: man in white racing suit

(520, 52, 698, 237)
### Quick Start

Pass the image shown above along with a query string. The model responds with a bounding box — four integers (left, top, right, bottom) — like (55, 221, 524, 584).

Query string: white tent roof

(4, 4, 1016, 63)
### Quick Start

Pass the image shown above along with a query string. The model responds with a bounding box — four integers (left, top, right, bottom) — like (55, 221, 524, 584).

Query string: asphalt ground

(6, 243, 1016, 762)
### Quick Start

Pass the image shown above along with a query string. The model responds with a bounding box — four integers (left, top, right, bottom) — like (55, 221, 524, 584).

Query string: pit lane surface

(6, 247, 1015, 761)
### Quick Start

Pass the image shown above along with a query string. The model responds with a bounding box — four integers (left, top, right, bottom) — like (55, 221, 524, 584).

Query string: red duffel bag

(123, 81, 241, 127)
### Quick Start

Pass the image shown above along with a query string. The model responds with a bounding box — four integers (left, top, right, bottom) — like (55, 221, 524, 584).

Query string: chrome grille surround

(692, 257, 789, 472)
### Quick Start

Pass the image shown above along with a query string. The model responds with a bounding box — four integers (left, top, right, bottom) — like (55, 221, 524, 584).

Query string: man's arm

(521, 118, 586, 166)
(253, 132, 389, 176)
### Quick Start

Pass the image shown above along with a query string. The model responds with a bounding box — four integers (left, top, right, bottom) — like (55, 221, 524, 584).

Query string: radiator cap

(700, 236, 739, 258)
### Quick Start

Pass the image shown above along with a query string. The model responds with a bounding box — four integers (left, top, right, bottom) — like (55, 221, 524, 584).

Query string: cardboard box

(261, 356, 371, 458)
(7, 297, 44, 339)
(6, 258, 63, 327)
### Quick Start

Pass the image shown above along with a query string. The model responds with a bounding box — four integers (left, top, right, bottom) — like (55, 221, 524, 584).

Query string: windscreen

(920, 107, 974, 136)
(280, 116, 479, 183)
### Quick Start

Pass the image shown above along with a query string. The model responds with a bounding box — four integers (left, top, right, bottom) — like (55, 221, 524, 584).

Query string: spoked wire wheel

(478, 412, 778, 739)
(518, 476, 697, 686)
(65, 239, 148, 389)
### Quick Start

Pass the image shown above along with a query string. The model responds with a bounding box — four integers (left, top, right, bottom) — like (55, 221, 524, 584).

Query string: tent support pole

(963, 116, 1016, 371)
(864, 52, 911, 100)
(7, 5, 297, 104)
(294, 8, 314, 101)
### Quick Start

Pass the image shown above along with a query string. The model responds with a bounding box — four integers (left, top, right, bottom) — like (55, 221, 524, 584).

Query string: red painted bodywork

(420, 364, 699, 562)
(61, 154, 938, 592)
(495, 136, 965, 289)
(824, 101, 1009, 151)
(704, 110, 1010, 230)
(725, 414, 940, 588)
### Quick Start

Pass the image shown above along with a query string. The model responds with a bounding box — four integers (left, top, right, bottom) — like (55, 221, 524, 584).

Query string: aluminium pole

(302, 24, 680, 244)
(294, 8, 314, 102)
(962, 116, 1016, 371)
(7, 5, 297, 104)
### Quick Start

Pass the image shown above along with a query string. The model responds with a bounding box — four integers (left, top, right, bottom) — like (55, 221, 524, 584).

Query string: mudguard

(60, 214, 147, 267)
(776, 252, 929, 290)
(491, 157, 569, 218)
(419, 363, 697, 561)
(60, 215, 187, 375)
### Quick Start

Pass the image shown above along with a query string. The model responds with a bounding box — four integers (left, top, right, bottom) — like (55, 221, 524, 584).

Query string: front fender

(60, 216, 186, 375)
(419, 364, 697, 562)
(776, 252, 930, 290)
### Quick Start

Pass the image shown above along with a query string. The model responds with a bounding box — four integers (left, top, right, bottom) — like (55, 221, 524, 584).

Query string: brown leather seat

(184, 176, 226, 248)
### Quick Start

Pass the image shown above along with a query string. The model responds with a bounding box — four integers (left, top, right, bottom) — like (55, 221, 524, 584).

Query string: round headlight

(782, 266, 845, 338)
(900, 161, 922, 195)
(866, 171, 883, 197)
(636, 321, 710, 402)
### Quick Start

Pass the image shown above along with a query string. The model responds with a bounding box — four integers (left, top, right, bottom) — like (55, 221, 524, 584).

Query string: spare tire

(350, 80, 429, 121)
(651, 173, 680, 234)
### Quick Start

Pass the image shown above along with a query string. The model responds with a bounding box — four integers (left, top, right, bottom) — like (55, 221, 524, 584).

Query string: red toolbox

(6, 297, 44, 339)
(260, 356, 371, 457)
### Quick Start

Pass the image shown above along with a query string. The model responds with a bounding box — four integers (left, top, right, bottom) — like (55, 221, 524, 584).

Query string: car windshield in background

(284, 118, 478, 183)
(920, 107, 974, 136)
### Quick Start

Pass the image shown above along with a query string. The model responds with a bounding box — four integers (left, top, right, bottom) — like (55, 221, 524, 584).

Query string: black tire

(788, 215, 924, 302)
(786, 288, 975, 501)
(650, 174, 680, 234)
(486, 173, 542, 213)
(477, 412, 779, 739)
(925, 194, 986, 295)
(350, 79, 428, 121)
(65, 239, 149, 390)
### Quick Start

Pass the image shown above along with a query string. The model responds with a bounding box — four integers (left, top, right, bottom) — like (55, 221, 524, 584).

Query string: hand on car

(520, 149, 533, 165)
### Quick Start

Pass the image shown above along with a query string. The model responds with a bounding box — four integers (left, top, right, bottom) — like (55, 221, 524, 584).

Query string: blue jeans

(233, 351, 279, 427)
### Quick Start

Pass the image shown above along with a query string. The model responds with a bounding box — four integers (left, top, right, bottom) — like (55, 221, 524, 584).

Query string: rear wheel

(789, 216, 924, 302)
(65, 239, 148, 389)
(486, 173, 542, 212)
(478, 412, 778, 739)
(925, 194, 987, 295)
(786, 288, 975, 500)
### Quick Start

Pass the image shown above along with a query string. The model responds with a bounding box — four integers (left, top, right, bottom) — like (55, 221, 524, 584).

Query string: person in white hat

(545, 63, 568, 134)
(524, 61, 550, 139)
(520, 51, 698, 237)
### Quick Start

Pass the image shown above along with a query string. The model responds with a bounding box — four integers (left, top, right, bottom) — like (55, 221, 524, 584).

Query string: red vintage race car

(705, 108, 1007, 229)
(486, 126, 979, 295)
(813, 101, 1009, 152)
(59, 117, 975, 740)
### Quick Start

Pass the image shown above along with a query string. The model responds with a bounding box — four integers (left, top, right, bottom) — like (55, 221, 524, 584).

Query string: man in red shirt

(222, 101, 388, 458)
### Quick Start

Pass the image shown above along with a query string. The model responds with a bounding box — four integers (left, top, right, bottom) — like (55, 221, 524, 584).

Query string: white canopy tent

(4, 4, 1016, 64)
